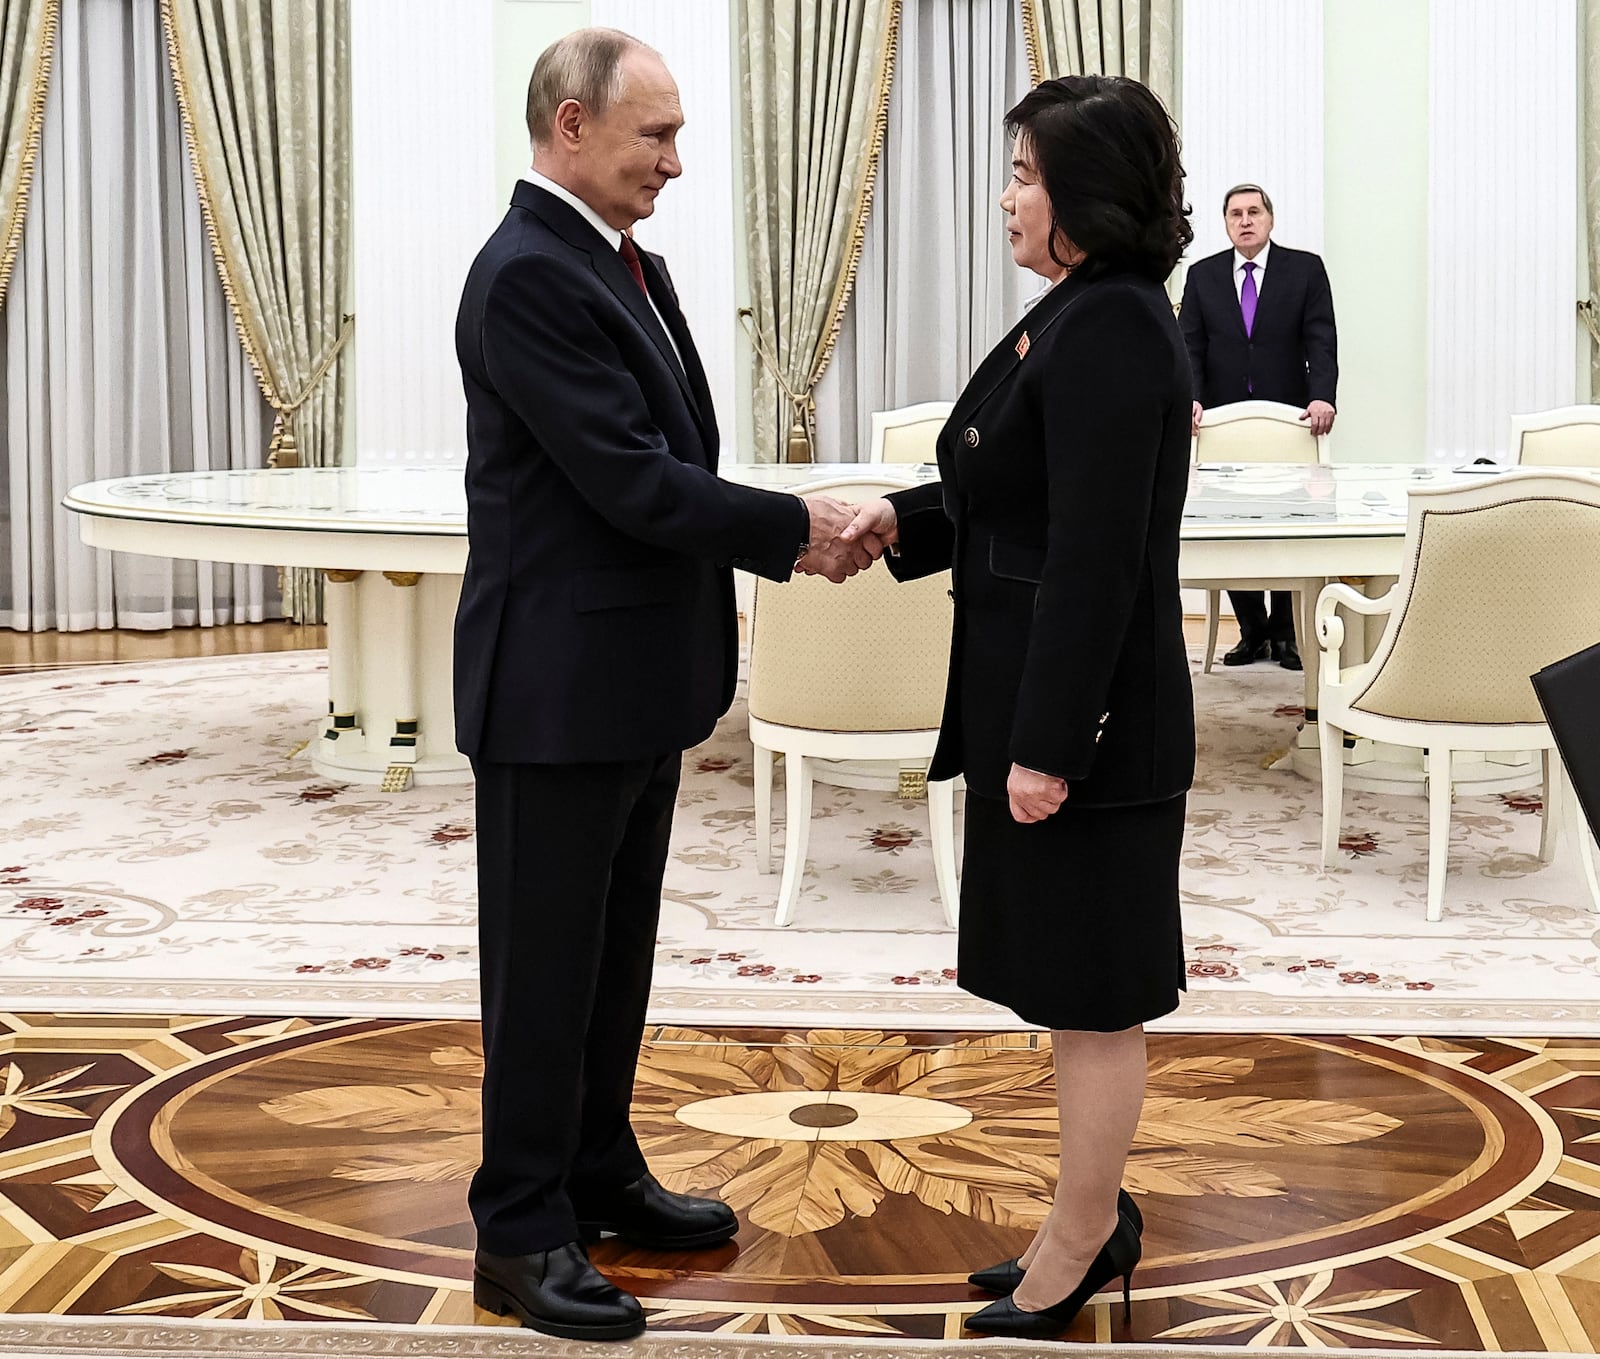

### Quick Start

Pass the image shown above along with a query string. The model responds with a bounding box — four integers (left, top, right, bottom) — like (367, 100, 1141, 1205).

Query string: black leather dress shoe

(1272, 638, 1303, 671)
(967, 1188, 1144, 1294)
(474, 1241, 644, 1340)
(1222, 638, 1271, 666)
(576, 1172, 737, 1250)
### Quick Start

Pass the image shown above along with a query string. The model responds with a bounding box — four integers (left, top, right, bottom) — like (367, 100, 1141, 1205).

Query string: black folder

(1531, 640, 1600, 843)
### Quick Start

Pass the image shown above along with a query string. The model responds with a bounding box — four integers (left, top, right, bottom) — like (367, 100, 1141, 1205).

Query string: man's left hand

(1300, 400, 1336, 436)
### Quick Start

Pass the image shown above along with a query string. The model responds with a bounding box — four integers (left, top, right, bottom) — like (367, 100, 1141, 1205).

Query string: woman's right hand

(840, 497, 899, 549)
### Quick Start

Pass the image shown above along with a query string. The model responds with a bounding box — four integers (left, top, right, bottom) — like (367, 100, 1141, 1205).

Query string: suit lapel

(1250, 246, 1291, 338)
(637, 250, 719, 454)
(517, 184, 708, 438)
(592, 244, 708, 435)
(949, 273, 1093, 427)
(1214, 254, 1248, 340)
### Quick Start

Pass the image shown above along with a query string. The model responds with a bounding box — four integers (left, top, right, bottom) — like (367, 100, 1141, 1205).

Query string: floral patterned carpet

(1, 650, 1596, 1034)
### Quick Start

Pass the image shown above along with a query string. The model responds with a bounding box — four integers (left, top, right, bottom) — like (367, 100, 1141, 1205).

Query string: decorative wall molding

(1426, 0, 1578, 462)
(350, 0, 496, 465)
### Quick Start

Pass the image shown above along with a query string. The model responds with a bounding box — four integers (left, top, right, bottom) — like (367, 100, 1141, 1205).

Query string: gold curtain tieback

(267, 312, 356, 466)
(738, 306, 817, 464)
(1579, 299, 1600, 349)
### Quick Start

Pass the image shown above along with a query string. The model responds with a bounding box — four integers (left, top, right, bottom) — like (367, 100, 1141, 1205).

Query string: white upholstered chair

(747, 478, 958, 926)
(1187, 400, 1329, 671)
(868, 402, 953, 464)
(1509, 405, 1600, 467)
(1315, 470, 1600, 922)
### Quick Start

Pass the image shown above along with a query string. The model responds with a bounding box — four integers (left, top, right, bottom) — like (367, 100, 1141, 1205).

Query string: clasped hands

(793, 495, 899, 583)
(793, 496, 1067, 825)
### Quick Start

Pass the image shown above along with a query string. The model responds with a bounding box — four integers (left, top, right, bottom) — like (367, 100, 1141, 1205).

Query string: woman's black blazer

(886, 271, 1195, 808)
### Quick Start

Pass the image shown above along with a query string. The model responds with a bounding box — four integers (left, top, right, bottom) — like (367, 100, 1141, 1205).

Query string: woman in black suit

(842, 76, 1194, 1337)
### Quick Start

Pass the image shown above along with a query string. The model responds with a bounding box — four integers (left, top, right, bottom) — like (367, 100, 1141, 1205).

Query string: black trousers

(1228, 589, 1296, 644)
(469, 752, 681, 1254)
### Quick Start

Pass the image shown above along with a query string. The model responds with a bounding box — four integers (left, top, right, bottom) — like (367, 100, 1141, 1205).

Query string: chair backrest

(1351, 471, 1600, 724)
(1509, 405, 1600, 467)
(748, 479, 951, 732)
(1192, 400, 1328, 464)
(868, 402, 953, 464)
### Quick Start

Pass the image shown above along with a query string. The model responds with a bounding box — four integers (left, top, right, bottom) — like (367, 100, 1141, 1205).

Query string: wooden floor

(0, 622, 325, 673)
(0, 616, 1236, 673)
(0, 1015, 1595, 1348)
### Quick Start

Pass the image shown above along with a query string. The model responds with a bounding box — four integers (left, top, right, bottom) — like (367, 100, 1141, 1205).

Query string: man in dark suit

(454, 28, 873, 1342)
(1179, 183, 1338, 670)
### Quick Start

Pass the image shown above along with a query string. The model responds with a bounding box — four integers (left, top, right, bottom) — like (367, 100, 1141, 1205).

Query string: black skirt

(956, 791, 1188, 1031)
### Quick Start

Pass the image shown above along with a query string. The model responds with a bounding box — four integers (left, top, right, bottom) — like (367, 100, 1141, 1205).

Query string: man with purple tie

(1179, 184, 1338, 670)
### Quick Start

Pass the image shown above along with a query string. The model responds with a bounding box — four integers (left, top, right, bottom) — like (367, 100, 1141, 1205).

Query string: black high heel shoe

(963, 1208, 1141, 1338)
(966, 1187, 1143, 1294)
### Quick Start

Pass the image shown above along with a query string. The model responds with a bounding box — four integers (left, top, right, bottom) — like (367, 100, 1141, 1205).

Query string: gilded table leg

(380, 571, 422, 792)
(320, 569, 365, 748)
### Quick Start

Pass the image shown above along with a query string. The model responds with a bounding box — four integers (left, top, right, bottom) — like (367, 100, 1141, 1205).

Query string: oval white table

(63, 461, 1551, 789)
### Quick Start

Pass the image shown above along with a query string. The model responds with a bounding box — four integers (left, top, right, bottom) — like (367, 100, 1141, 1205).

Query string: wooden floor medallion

(1, 1014, 1596, 1349)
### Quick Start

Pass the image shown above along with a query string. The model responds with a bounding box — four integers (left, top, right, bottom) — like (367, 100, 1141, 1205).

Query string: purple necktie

(1241, 261, 1258, 394)
(1240, 261, 1258, 337)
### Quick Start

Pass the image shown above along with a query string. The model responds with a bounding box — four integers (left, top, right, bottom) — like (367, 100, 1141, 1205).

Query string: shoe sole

(578, 1220, 738, 1251)
(472, 1274, 645, 1341)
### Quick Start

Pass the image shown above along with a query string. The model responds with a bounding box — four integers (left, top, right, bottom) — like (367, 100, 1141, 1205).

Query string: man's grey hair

(1223, 183, 1274, 215)
(525, 27, 654, 149)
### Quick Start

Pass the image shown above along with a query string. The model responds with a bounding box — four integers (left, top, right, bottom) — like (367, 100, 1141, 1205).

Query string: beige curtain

(1586, 0, 1600, 394)
(0, 0, 58, 311)
(1021, 0, 1176, 108)
(738, 0, 900, 462)
(160, 0, 350, 621)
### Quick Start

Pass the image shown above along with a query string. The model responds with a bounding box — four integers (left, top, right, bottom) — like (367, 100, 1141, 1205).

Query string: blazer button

(1099, 711, 1110, 724)
(963, 427, 980, 448)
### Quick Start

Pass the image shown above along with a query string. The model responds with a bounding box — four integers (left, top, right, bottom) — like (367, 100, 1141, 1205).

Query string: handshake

(794, 496, 899, 584)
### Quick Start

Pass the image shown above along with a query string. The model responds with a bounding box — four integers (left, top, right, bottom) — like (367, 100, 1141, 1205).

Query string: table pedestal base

(309, 569, 470, 787)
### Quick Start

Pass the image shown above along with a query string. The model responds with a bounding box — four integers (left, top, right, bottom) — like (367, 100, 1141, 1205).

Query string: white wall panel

(1426, 0, 1578, 463)
(1179, 0, 1323, 278)
(350, 0, 496, 465)
(590, 0, 739, 441)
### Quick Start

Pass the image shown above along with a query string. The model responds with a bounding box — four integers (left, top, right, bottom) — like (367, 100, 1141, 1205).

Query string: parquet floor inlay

(0, 1013, 1596, 1349)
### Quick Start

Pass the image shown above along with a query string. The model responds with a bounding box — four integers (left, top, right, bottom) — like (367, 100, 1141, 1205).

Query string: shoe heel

(1121, 1270, 1132, 1324)
(472, 1277, 512, 1317)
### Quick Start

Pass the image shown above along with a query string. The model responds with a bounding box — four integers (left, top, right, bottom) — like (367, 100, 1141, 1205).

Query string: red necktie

(618, 236, 649, 299)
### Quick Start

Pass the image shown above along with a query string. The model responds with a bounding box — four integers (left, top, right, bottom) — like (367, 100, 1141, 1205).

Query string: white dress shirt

(522, 170, 683, 370)
(1232, 239, 1271, 304)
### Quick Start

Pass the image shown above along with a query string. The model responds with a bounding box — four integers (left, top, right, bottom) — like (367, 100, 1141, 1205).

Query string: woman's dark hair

(1005, 75, 1192, 283)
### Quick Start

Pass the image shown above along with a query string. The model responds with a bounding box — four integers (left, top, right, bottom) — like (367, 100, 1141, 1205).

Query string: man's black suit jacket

(1178, 245, 1337, 409)
(453, 182, 806, 763)
(884, 272, 1195, 807)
